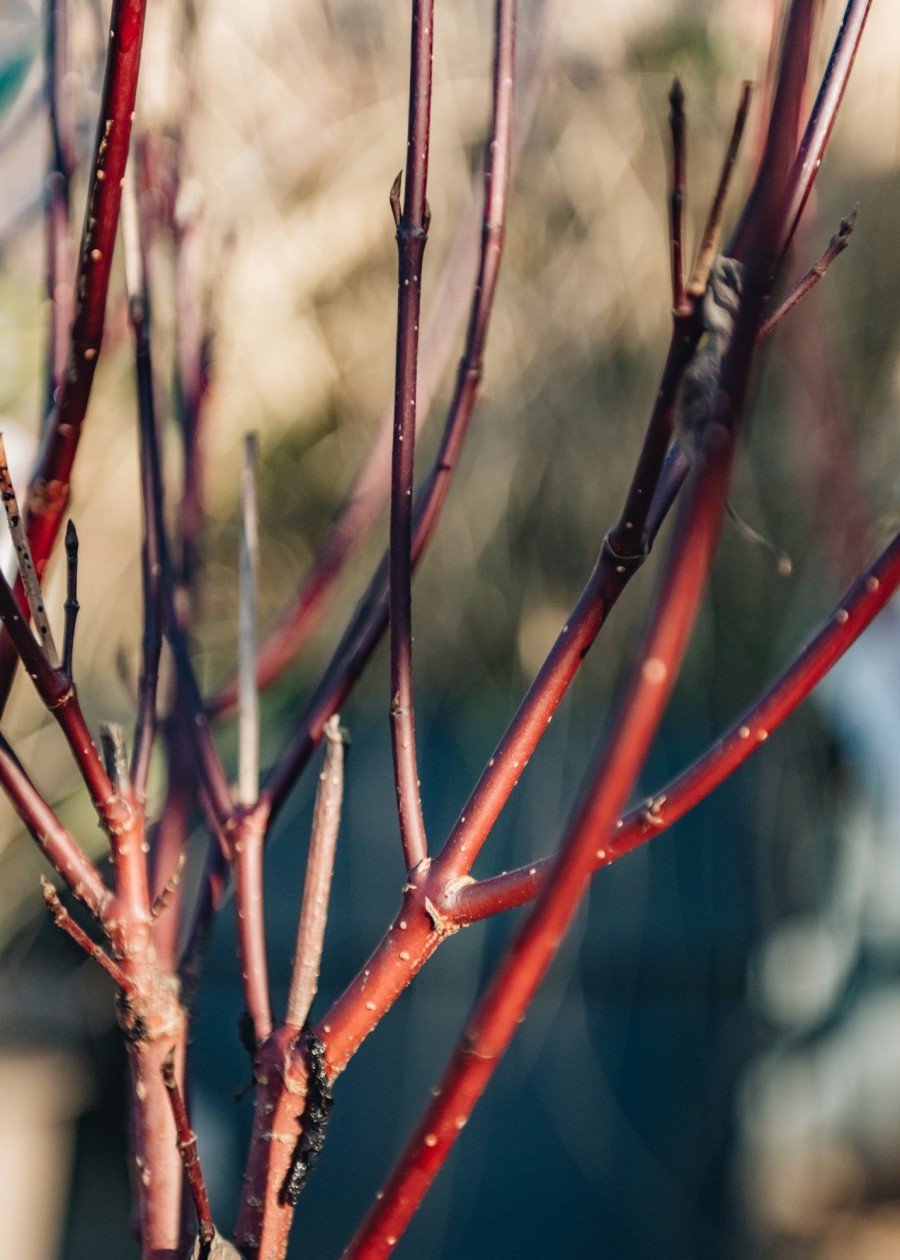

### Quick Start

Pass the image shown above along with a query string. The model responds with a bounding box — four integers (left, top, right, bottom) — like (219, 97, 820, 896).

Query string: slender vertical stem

(756, 204, 857, 341)
(285, 717, 346, 1029)
(238, 434, 260, 809)
(233, 807, 273, 1048)
(62, 519, 79, 677)
(123, 163, 165, 805)
(260, 0, 516, 828)
(687, 80, 752, 295)
(780, 0, 874, 261)
(43, 0, 75, 419)
(162, 1048, 216, 1248)
(388, 0, 434, 875)
(0, 0, 149, 715)
(668, 77, 687, 314)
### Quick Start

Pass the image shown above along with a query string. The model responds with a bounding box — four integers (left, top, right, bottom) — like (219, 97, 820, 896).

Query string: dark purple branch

(668, 77, 687, 314)
(389, 0, 436, 873)
(781, 0, 873, 262)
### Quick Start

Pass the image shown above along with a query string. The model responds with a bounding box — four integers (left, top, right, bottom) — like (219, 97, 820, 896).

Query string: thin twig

(0, 0, 150, 713)
(687, 80, 752, 297)
(260, 0, 516, 827)
(43, 0, 75, 419)
(780, 0, 874, 263)
(207, 0, 550, 719)
(668, 77, 687, 314)
(0, 735, 108, 916)
(285, 717, 346, 1030)
(757, 205, 857, 342)
(388, 0, 435, 874)
(161, 1048, 216, 1249)
(0, 435, 60, 667)
(62, 519, 79, 676)
(123, 157, 166, 805)
(452, 529, 900, 923)
(41, 876, 133, 993)
(0, 556, 129, 839)
(151, 851, 187, 920)
(238, 434, 260, 808)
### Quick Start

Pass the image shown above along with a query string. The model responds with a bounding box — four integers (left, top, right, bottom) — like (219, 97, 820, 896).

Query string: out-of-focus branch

(123, 162, 166, 806)
(285, 717, 346, 1030)
(238, 435, 260, 809)
(668, 78, 687, 314)
(43, 0, 76, 419)
(0, 434, 60, 667)
(0, 514, 129, 839)
(0, 0, 149, 712)
(62, 520, 79, 677)
(757, 204, 857, 341)
(687, 80, 752, 297)
(208, 0, 551, 718)
(0, 735, 109, 916)
(781, 0, 873, 262)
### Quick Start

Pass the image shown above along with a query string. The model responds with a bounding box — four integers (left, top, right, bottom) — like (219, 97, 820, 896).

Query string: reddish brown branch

(0, 555, 130, 840)
(687, 80, 752, 297)
(0, 734, 108, 916)
(42, 876, 134, 993)
(0, 0, 149, 712)
(342, 414, 741, 1260)
(757, 204, 857, 342)
(232, 807, 273, 1049)
(452, 529, 900, 922)
(162, 1047, 215, 1248)
(388, 0, 435, 874)
(338, 13, 819, 1243)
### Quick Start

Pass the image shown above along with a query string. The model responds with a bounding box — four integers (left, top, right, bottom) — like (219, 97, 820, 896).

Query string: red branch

(339, 6, 819, 1248)
(0, 735, 108, 915)
(0, 0, 148, 712)
(162, 1047, 215, 1247)
(453, 530, 900, 921)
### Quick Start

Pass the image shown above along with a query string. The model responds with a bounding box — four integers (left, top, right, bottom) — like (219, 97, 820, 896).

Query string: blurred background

(1, 0, 900, 1256)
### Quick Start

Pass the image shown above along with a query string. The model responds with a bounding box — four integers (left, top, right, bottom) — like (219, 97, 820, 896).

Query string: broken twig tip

(669, 76, 684, 111)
